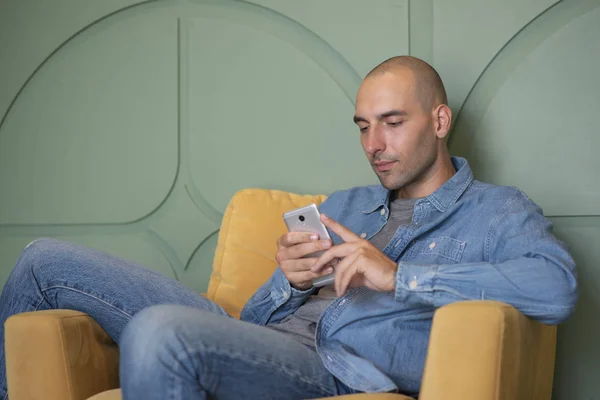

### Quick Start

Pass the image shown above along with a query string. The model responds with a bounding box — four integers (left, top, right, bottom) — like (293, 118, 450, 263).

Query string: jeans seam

(167, 350, 194, 400)
(33, 296, 46, 311)
(170, 346, 334, 397)
(41, 285, 133, 318)
(168, 366, 177, 400)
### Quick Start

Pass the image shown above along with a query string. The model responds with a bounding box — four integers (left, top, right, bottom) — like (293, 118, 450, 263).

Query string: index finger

(279, 231, 320, 247)
(320, 214, 361, 243)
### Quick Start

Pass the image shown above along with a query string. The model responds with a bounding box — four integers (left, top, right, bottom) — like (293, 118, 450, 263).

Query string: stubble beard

(373, 147, 438, 192)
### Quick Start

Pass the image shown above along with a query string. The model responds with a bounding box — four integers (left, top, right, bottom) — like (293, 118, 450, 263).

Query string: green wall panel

(0, 0, 146, 119)
(433, 0, 560, 110)
(247, 0, 409, 77)
(0, 0, 598, 398)
(0, 12, 178, 224)
(186, 15, 375, 212)
(460, 5, 600, 216)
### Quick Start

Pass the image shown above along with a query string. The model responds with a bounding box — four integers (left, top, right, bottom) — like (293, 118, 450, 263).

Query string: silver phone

(282, 204, 334, 288)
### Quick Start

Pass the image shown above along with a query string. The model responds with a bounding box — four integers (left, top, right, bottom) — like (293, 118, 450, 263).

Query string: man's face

(354, 70, 438, 192)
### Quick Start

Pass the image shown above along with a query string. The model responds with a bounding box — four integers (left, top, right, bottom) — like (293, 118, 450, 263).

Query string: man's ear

(433, 104, 452, 139)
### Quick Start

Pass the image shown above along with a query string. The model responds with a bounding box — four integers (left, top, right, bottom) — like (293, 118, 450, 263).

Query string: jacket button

(360, 232, 367, 239)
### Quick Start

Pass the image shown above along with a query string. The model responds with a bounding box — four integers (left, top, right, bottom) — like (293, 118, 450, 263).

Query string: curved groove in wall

(0, 105, 181, 229)
(0, 0, 361, 132)
(220, 0, 362, 103)
(179, 0, 362, 214)
(0, 0, 361, 233)
(0, 0, 182, 229)
(0, 0, 159, 133)
(184, 184, 223, 224)
(143, 229, 182, 280)
(449, 0, 598, 152)
(120, 16, 183, 227)
(184, 229, 220, 271)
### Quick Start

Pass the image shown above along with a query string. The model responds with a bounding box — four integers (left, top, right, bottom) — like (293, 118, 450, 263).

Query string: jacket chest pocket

(404, 236, 466, 264)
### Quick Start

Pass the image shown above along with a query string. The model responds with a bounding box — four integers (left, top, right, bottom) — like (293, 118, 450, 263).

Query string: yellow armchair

(4, 189, 557, 400)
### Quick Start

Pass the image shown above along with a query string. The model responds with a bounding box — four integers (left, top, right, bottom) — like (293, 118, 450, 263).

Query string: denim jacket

(240, 157, 578, 394)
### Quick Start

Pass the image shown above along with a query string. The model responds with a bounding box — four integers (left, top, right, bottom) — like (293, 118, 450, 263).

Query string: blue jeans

(0, 238, 349, 399)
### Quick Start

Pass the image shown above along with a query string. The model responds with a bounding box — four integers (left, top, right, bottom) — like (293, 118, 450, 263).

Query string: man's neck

(396, 154, 456, 199)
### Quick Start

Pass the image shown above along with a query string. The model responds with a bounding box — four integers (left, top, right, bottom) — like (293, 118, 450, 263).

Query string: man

(0, 56, 577, 399)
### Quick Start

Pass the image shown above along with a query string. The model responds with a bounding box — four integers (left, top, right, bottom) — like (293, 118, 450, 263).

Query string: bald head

(365, 56, 447, 111)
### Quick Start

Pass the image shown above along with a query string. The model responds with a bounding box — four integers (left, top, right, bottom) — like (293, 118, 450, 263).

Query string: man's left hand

(312, 214, 398, 297)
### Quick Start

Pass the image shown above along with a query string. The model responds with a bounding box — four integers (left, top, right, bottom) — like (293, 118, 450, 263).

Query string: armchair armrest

(4, 303, 556, 400)
(5, 310, 119, 400)
(419, 300, 556, 400)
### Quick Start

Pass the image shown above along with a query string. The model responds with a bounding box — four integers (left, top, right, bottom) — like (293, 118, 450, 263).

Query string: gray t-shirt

(266, 196, 418, 347)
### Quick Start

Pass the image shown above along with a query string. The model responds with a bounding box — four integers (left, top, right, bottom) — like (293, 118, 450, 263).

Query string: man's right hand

(275, 232, 334, 290)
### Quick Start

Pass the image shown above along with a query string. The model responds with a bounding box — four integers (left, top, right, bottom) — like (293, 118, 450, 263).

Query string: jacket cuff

(269, 267, 316, 308)
(395, 262, 438, 305)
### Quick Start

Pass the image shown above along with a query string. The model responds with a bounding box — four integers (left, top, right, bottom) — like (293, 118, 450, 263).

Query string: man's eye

(359, 126, 369, 133)
(387, 121, 404, 127)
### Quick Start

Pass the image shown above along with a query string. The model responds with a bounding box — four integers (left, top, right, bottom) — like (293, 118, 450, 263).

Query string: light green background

(0, 0, 598, 398)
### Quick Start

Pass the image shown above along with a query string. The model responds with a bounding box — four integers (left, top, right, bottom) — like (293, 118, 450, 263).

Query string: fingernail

(325, 267, 334, 273)
(322, 241, 331, 248)
(321, 214, 329, 220)
(310, 234, 318, 240)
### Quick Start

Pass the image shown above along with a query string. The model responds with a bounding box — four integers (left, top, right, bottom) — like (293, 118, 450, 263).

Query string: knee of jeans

(120, 305, 196, 368)
(15, 238, 63, 275)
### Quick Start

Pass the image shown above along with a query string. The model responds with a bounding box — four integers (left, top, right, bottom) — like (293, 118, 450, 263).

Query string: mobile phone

(282, 204, 335, 288)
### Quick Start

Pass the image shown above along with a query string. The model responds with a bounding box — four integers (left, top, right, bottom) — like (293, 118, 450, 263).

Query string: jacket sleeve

(394, 191, 578, 325)
(240, 266, 316, 325)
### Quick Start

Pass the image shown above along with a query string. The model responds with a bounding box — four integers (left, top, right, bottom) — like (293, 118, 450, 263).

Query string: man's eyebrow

(379, 110, 408, 119)
(352, 115, 369, 124)
(353, 115, 368, 124)
(353, 110, 408, 124)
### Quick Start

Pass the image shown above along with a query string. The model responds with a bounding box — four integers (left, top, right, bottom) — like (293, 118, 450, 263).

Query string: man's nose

(364, 126, 386, 155)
